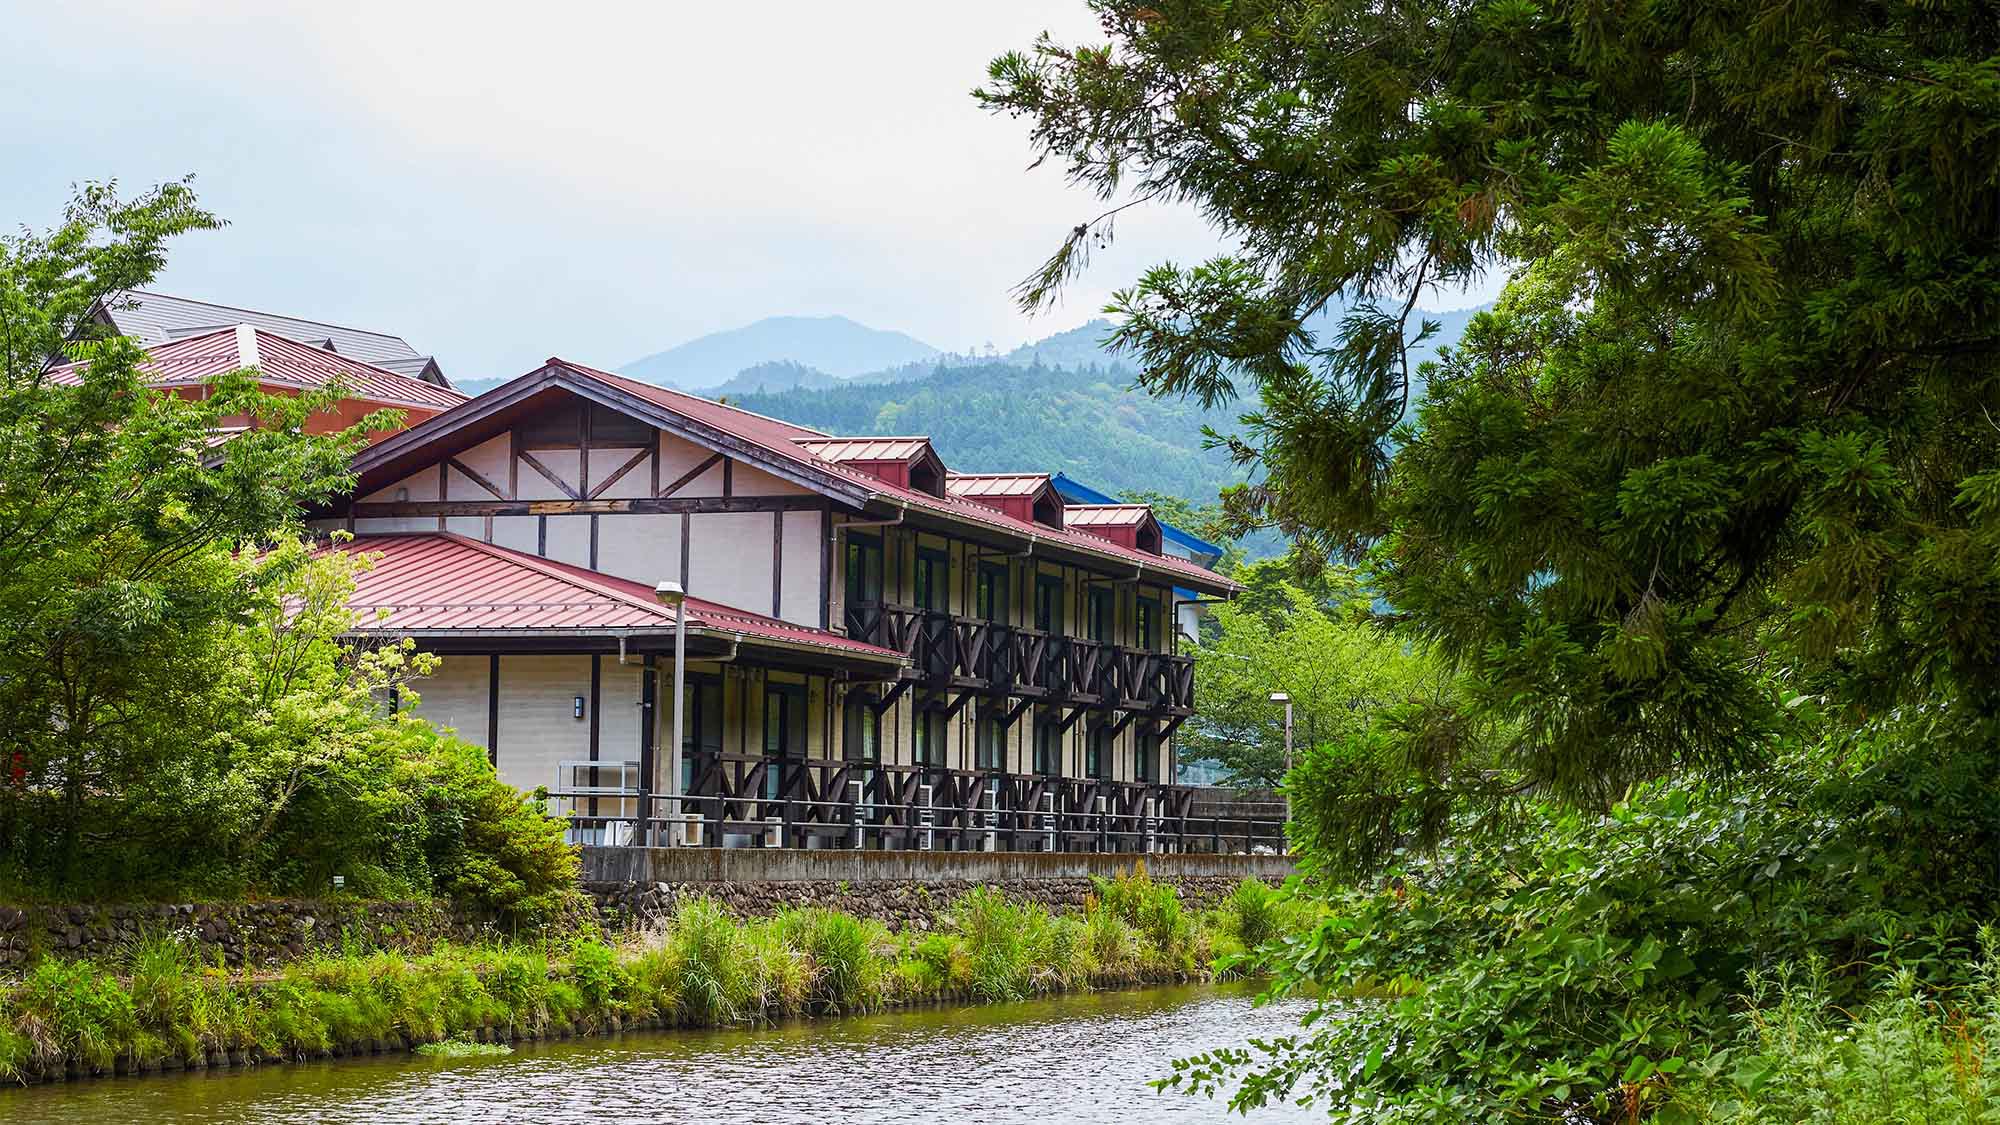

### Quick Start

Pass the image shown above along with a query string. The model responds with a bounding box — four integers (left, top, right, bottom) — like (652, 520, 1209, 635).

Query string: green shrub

(669, 897, 750, 1025)
(955, 887, 1036, 1001)
(1666, 945, 2000, 1123)
(777, 908, 884, 1014)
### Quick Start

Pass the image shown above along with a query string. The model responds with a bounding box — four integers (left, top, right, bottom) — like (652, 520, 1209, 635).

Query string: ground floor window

(913, 698, 947, 768)
(975, 707, 1007, 771)
(1033, 711, 1061, 777)
(1134, 728, 1159, 783)
(1086, 723, 1114, 780)
(764, 681, 808, 798)
(680, 674, 723, 795)
(842, 695, 880, 765)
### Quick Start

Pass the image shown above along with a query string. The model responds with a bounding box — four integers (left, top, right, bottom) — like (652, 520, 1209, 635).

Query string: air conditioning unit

(849, 779, 868, 850)
(918, 783, 935, 851)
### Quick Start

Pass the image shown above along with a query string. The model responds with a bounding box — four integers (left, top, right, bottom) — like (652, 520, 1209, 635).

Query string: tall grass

(0, 877, 1281, 1084)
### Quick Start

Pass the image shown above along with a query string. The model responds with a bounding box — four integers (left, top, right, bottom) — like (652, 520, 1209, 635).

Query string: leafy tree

(1182, 562, 1449, 788)
(0, 183, 379, 882)
(980, 0, 2000, 842)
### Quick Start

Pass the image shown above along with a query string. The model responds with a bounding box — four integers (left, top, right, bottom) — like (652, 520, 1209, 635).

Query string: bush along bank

(0, 870, 1305, 1085)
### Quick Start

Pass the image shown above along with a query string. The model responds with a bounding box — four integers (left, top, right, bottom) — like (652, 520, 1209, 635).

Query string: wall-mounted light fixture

(573, 695, 586, 720)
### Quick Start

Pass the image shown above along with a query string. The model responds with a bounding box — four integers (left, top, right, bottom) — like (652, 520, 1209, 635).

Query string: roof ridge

(550, 358, 835, 439)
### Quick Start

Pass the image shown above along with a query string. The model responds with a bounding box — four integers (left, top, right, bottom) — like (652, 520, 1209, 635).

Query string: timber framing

(350, 495, 825, 518)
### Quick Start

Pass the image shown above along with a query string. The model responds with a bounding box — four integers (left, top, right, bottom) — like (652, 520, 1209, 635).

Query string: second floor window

(1137, 598, 1159, 651)
(846, 534, 883, 607)
(1035, 574, 1064, 633)
(764, 683, 807, 759)
(679, 676, 723, 794)
(977, 561, 1010, 623)
(915, 548, 948, 612)
(1087, 587, 1115, 643)
(1135, 728, 1159, 783)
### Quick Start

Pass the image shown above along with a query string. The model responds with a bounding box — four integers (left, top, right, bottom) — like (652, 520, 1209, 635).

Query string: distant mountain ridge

(620, 315, 938, 389)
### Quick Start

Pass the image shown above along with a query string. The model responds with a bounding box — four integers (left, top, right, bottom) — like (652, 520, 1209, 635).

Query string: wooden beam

(658, 451, 724, 498)
(869, 679, 912, 716)
(350, 495, 826, 518)
(1056, 705, 1090, 734)
(587, 447, 651, 499)
(518, 450, 580, 499)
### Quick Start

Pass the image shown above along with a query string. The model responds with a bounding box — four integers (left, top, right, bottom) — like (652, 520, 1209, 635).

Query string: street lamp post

(1268, 691, 1293, 825)
(655, 579, 688, 846)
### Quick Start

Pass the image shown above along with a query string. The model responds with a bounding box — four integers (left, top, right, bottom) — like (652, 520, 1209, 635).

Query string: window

(975, 708, 1007, 771)
(1035, 574, 1065, 633)
(915, 548, 949, 612)
(1135, 728, 1159, 784)
(1086, 723, 1114, 780)
(1087, 587, 1115, 642)
(679, 675, 723, 795)
(845, 533, 884, 609)
(842, 695, 880, 765)
(763, 682, 808, 798)
(913, 699, 948, 768)
(1136, 598, 1159, 651)
(1033, 711, 1062, 777)
(976, 561, 1010, 623)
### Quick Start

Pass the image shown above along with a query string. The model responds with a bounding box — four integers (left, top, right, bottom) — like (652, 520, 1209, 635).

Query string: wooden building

(309, 357, 1264, 852)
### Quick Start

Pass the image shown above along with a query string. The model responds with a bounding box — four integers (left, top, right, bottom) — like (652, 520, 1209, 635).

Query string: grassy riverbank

(0, 871, 1301, 1084)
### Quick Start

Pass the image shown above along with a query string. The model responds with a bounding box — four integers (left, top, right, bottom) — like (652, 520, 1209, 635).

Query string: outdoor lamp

(654, 579, 687, 606)
(654, 578, 689, 845)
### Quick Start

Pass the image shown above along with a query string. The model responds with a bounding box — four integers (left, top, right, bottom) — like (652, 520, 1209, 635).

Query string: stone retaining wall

(0, 899, 479, 970)
(582, 848, 1295, 932)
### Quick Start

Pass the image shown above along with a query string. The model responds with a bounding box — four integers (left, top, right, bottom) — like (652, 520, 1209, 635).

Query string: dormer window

(795, 436, 946, 496)
(1063, 503, 1165, 555)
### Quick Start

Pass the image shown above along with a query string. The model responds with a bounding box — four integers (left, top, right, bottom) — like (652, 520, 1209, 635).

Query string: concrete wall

(582, 846, 1293, 885)
(583, 847, 1295, 932)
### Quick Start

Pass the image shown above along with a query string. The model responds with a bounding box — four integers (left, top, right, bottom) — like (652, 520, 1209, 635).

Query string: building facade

(311, 357, 1260, 852)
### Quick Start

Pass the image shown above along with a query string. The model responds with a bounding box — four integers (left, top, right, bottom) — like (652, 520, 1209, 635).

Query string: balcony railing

(557, 756, 1282, 854)
(844, 601, 1194, 715)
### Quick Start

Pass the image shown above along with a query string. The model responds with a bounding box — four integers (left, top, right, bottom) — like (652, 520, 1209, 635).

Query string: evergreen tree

(981, 0, 2000, 835)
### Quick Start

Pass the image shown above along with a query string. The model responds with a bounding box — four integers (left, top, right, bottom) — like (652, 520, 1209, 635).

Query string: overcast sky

(5, 2, 1497, 380)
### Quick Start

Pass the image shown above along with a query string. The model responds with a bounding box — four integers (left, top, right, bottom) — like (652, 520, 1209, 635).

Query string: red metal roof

(49, 325, 467, 412)
(547, 361, 1239, 593)
(795, 436, 936, 463)
(332, 533, 905, 661)
(1064, 503, 1156, 528)
(947, 472, 1054, 499)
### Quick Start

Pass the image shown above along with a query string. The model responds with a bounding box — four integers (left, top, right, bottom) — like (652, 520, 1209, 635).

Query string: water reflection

(0, 984, 1319, 1124)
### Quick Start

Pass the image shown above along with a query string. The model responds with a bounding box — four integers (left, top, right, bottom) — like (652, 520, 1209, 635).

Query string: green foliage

(983, 0, 2000, 821)
(0, 184, 580, 925)
(1186, 563, 1452, 789)
(414, 1039, 512, 1059)
(0, 889, 1262, 1082)
(1667, 950, 2000, 1123)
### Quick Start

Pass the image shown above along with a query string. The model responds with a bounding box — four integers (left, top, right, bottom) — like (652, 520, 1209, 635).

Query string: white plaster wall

(411, 654, 489, 749)
(656, 435, 719, 495)
(594, 514, 681, 587)
(360, 465, 439, 503)
(687, 512, 775, 613)
(543, 514, 592, 568)
(492, 516, 538, 554)
(493, 655, 593, 794)
(732, 459, 812, 497)
(445, 516, 485, 538)
(456, 434, 513, 497)
(519, 449, 579, 501)
(780, 509, 822, 626)
(354, 517, 440, 534)
(589, 447, 654, 500)
(599, 658, 646, 770)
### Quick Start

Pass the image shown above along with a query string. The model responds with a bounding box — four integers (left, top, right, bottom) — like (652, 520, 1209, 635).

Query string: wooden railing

(558, 757, 1282, 854)
(844, 602, 1194, 715)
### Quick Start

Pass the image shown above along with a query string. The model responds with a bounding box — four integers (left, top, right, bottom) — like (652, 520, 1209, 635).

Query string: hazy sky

(6, 2, 1498, 381)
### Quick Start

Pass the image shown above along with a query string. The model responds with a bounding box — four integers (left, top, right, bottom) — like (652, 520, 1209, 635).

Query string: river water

(0, 984, 1324, 1124)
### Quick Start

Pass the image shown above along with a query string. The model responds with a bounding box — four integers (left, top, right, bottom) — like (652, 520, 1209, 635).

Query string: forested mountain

(709, 359, 840, 396)
(734, 361, 1247, 503)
